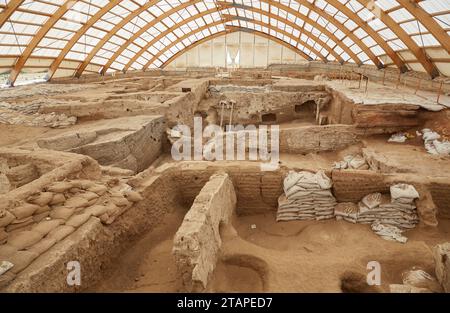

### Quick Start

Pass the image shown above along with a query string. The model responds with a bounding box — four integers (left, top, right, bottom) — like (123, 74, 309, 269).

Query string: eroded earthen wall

(173, 173, 236, 291)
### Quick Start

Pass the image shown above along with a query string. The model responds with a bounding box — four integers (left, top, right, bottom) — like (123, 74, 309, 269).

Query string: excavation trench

(70, 163, 448, 293)
(1, 75, 449, 293)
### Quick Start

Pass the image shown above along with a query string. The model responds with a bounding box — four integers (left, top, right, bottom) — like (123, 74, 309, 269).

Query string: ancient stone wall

(173, 173, 236, 291)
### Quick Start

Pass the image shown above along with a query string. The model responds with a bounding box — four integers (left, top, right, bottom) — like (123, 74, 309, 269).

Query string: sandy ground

(92, 209, 449, 293)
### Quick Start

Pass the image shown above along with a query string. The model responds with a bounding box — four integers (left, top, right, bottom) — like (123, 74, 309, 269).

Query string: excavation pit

(0, 72, 449, 293)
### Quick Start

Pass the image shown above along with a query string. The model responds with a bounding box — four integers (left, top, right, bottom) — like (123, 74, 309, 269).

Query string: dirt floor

(92, 210, 449, 293)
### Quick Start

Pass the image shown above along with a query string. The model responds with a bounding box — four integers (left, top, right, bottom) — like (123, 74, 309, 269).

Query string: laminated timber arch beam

(315, 0, 407, 72)
(358, 0, 440, 78)
(222, 15, 328, 62)
(2, 0, 447, 82)
(0, 0, 24, 28)
(74, 0, 161, 78)
(116, 7, 346, 74)
(396, 0, 450, 54)
(231, 0, 382, 69)
(131, 15, 324, 73)
(78, 0, 371, 78)
(7, 0, 79, 86)
(159, 26, 312, 69)
(47, 0, 123, 80)
(100, 0, 206, 75)
(144, 24, 314, 70)
(101, 0, 346, 75)
(213, 1, 360, 64)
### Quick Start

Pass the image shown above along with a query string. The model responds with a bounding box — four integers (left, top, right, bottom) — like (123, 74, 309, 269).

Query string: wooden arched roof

(0, 0, 449, 85)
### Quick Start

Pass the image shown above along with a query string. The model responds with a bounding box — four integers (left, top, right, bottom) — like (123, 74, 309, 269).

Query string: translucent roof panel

(0, 0, 448, 85)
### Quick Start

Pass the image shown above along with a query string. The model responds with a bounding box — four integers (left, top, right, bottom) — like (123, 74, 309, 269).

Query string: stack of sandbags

(356, 184, 419, 229)
(421, 129, 450, 155)
(334, 202, 359, 223)
(335, 184, 420, 243)
(277, 170, 336, 221)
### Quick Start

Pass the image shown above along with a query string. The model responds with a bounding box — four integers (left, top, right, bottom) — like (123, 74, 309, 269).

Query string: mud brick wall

(327, 88, 355, 125)
(232, 168, 276, 214)
(280, 125, 361, 154)
(331, 169, 390, 202)
(178, 168, 216, 206)
(428, 181, 450, 218)
(176, 164, 285, 215)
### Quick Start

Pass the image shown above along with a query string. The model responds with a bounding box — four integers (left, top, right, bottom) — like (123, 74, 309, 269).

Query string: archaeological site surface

(0, 67, 449, 294)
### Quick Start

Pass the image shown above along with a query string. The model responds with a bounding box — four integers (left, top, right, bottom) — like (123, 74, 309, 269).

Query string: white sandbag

(315, 171, 332, 190)
(388, 133, 407, 143)
(422, 129, 440, 142)
(433, 140, 450, 155)
(361, 193, 382, 209)
(390, 184, 419, 201)
(371, 221, 407, 243)
(348, 155, 366, 169)
(333, 161, 348, 170)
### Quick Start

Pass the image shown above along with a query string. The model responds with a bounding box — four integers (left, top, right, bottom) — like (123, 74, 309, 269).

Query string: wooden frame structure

(0, 0, 448, 85)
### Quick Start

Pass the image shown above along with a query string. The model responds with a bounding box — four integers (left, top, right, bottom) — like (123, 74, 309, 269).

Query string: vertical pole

(229, 101, 235, 128)
(220, 101, 225, 129)
(396, 72, 401, 89)
(437, 81, 443, 104)
(382, 69, 386, 86)
(316, 101, 320, 125)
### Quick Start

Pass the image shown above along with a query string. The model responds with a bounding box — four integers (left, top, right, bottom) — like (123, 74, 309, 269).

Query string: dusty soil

(92, 209, 186, 292)
(93, 211, 449, 293)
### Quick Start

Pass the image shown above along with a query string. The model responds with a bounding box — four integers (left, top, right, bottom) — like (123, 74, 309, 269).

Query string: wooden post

(229, 100, 235, 128)
(219, 100, 225, 129)
(396, 72, 401, 89)
(316, 101, 320, 125)
(382, 70, 386, 86)
(365, 77, 369, 95)
(437, 81, 443, 104)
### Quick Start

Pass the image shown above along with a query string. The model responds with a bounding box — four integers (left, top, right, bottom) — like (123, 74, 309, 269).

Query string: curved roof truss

(0, 0, 449, 85)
